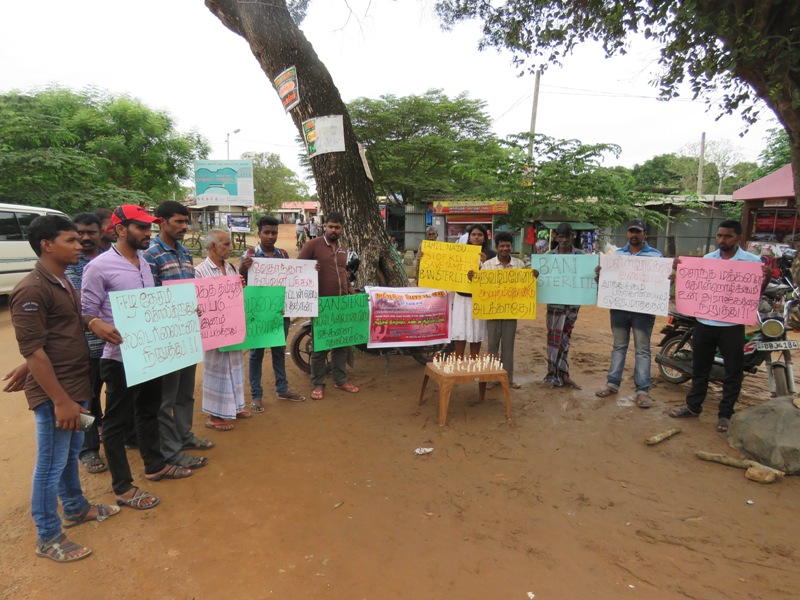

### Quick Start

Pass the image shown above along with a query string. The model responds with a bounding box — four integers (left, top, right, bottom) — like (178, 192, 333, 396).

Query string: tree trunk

(205, 0, 407, 287)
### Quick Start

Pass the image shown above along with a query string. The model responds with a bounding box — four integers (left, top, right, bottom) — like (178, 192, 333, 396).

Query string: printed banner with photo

(675, 256, 763, 325)
(248, 258, 318, 317)
(164, 275, 245, 351)
(532, 254, 599, 305)
(219, 285, 286, 351)
(365, 287, 450, 348)
(226, 214, 251, 233)
(313, 294, 369, 352)
(417, 240, 481, 294)
(596, 254, 674, 316)
(110, 284, 203, 386)
(472, 269, 537, 320)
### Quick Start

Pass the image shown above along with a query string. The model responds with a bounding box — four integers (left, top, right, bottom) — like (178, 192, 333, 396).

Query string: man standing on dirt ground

(543, 222, 583, 389)
(83, 205, 194, 512)
(240, 215, 306, 412)
(7, 215, 121, 563)
(308, 216, 318, 240)
(482, 231, 526, 390)
(295, 214, 307, 247)
(298, 212, 360, 400)
(93, 207, 117, 252)
(668, 220, 771, 433)
(196, 229, 248, 431)
(594, 219, 665, 409)
(144, 201, 214, 470)
(64, 213, 108, 475)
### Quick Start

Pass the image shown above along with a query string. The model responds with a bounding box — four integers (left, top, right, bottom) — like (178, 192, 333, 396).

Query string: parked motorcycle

(655, 280, 798, 396)
(290, 320, 450, 374)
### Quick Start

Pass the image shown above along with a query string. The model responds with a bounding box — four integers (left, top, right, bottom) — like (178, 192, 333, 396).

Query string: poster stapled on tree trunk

(273, 66, 299, 112)
(302, 115, 345, 157)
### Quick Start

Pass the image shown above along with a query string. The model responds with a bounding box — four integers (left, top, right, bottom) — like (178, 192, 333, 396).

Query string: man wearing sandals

(298, 212, 360, 399)
(144, 201, 214, 468)
(9, 215, 120, 562)
(239, 215, 307, 411)
(668, 220, 771, 432)
(82, 205, 194, 512)
(594, 219, 665, 408)
(197, 230, 248, 430)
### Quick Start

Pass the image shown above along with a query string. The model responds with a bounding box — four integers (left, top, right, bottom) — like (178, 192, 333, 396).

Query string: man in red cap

(81, 205, 193, 511)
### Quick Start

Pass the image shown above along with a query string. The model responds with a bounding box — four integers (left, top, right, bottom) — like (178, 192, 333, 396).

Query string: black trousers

(79, 357, 104, 457)
(686, 323, 745, 419)
(100, 359, 165, 495)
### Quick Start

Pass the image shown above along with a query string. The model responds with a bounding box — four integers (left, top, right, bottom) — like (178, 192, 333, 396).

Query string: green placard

(220, 285, 285, 351)
(313, 294, 369, 351)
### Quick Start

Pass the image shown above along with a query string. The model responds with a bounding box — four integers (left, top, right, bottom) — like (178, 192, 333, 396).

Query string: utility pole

(696, 131, 706, 196)
(226, 128, 241, 160)
(527, 70, 541, 161)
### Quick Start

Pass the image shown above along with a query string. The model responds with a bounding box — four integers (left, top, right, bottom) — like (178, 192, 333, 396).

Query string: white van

(0, 203, 68, 295)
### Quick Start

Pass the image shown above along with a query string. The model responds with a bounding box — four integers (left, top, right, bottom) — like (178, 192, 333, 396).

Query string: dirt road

(1, 226, 798, 599)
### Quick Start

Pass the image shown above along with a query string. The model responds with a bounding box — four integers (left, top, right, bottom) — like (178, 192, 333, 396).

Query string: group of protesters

(6, 203, 771, 563)
(6, 203, 359, 563)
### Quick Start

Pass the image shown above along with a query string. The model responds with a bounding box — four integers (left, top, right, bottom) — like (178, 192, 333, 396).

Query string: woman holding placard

(453, 224, 496, 359)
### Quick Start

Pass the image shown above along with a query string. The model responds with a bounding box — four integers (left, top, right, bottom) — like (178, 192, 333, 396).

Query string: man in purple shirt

(82, 205, 193, 511)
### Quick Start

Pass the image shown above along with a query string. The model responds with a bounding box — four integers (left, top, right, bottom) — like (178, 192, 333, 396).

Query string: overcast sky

(1, 0, 778, 188)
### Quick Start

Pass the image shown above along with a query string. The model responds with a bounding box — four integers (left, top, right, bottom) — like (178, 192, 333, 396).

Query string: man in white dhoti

(195, 230, 246, 431)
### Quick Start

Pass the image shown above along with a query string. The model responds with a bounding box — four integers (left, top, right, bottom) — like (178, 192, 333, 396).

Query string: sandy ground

(1, 225, 799, 600)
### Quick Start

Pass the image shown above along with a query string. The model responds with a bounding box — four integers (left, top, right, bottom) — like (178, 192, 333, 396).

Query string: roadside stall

(430, 200, 509, 243)
(528, 220, 599, 254)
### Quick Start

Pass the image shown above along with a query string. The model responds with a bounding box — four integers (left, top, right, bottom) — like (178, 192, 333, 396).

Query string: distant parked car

(0, 203, 68, 295)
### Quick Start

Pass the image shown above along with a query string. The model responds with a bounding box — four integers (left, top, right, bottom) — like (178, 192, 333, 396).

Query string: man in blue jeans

(7, 215, 120, 562)
(240, 216, 306, 412)
(595, 219, 665, 408)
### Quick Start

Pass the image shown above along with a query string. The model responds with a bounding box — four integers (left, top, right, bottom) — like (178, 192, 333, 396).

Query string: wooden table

(418, 363, 512, 426)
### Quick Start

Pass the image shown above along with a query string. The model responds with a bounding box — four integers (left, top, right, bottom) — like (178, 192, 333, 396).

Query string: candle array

(432, 353, 502, 374)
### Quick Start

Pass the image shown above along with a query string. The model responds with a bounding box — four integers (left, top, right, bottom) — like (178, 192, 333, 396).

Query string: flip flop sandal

(668, 406, 700, 418)
(182, 436, 215, 450)
(311, 388, 324, 400)
(116, 486, 160, 510)
(716, 417, 730, 433)
(145, 463, 194, 481)
(64, 503, 121, 529)
(335, 384, 360, 393)
(636, 394, 653, 409)
(510, 382, 522, 389)
(172, 453, 209, 470)
(249, 401, 265, 414)
(595, 387, 618, 398)
(205, 419, 234, 431)
(236, 410, 253, 419)
(79, 451, 108, 474)
(36, 534, 92, 563)
(277, 392, 306, 402)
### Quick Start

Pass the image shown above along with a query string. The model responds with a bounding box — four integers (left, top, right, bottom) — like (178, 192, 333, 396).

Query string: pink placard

(675, 256, 763, 325)
(164, 276, 246, 350)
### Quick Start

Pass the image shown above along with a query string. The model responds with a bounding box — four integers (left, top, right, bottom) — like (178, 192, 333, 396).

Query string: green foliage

(242, 151, 309, 212)
(435, 1, 800, 129)
(0, 87, 209, 214)
(757, 128, 791, 177)
(347, 89, 505, 203)
(631, 153, 719, 194)
(480, 133, 661, 228)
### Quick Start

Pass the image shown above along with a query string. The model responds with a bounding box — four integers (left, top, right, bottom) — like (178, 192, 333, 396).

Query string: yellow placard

(418, 241, 481, 294)
(472, 269, 537, 320)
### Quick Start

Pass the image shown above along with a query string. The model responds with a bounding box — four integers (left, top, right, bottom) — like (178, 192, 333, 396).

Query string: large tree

(348, 89, 504, 203)
(206, 0, 406, 286)
(484, 133, 658, 226)
(0, 88, 208, 214)
(436, 1, 800, 204)
(242, 151, 309, 212)
(757, 127, 791, 177)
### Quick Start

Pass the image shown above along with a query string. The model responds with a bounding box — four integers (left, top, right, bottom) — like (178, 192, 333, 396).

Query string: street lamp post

(226, 128, 241, 160)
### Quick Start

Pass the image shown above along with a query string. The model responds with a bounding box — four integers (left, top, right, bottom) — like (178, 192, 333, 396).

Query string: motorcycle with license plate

(655, 278, 798, 397)
(289, 253, 452, 373)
